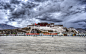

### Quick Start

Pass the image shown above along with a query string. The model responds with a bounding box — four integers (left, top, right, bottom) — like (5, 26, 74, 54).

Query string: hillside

(0, 24, 18, 30)
(76, 28, 86, 33)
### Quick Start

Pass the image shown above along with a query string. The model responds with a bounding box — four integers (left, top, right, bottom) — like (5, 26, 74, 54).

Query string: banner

(26, 33, 39, 35)
(26, 33, 57, 35)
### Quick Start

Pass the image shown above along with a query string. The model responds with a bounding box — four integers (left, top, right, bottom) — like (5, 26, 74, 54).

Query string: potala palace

(27, 23, 78, 34)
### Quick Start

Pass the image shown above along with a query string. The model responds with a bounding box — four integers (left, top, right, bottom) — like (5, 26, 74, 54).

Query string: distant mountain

(84, 28, 86, 31)
(0, 24, 19, 30)
(76, 28, 86, 33)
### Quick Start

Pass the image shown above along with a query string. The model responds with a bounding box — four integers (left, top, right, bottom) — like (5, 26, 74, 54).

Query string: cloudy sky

(0, 0, 86, 29)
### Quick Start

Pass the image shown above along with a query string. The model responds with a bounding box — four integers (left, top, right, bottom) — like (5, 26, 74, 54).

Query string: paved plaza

(0, 36, 86, 54)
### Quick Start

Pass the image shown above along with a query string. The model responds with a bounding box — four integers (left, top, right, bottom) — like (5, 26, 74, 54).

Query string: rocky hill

(0, 24, 18, 30)
(76, 28, 86, 33)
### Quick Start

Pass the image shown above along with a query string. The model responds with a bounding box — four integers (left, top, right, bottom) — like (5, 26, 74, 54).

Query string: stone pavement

(0, 36, 86, 54)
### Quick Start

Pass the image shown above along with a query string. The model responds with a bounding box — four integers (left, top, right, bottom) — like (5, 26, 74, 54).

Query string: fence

(0, 33, 86, 37)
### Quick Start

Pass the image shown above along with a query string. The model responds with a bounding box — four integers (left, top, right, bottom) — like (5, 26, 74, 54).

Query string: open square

(0, 36, 86, 54)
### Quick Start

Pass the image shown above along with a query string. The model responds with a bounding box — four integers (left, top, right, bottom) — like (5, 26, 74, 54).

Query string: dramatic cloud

(0, 0, 86, 29)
